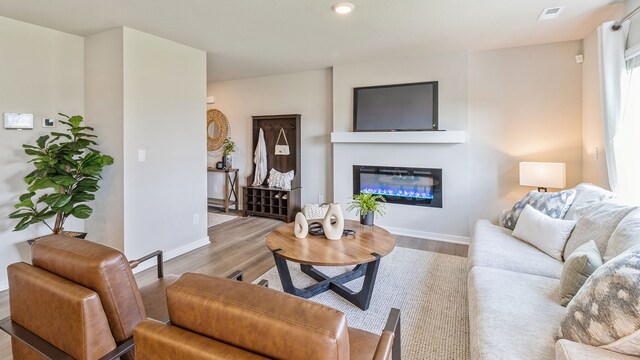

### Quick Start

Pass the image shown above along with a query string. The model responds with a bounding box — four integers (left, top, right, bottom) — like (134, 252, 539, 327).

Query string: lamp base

(537, 187, 548, 192)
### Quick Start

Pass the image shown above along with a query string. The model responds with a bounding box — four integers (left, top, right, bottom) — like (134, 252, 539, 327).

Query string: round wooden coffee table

(266, 219, 395, 310)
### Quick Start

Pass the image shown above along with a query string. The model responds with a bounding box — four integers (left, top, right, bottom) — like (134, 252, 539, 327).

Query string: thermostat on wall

(4, 113, 34, 130)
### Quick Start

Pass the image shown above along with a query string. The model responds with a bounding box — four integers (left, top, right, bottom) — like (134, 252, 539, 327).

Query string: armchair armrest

(129, 250, 163, 278)
(0, 317, 133, 360)
(373, 308, 401, 360)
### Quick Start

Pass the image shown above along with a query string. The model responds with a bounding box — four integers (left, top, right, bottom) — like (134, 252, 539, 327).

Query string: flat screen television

(353, 81, 438, 132)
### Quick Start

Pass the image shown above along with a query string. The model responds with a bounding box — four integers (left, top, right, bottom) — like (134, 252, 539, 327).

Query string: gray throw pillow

(501, 189, 576, 230)
(562, 201, 636, 259)
(604, 209, 640, 262)
(559, 240, 602, 306)
(564, 183, 616, 221)
(558, 245, 640, 356)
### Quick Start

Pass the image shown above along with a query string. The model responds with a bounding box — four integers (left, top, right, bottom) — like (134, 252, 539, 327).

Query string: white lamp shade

(519, 162, 566, 189)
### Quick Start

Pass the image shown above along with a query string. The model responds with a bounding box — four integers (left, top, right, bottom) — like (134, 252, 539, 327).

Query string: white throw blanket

(252, 128, 267, 186)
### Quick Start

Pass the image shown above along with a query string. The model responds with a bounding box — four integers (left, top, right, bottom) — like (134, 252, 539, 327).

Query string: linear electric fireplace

(353, 165, 442, 208)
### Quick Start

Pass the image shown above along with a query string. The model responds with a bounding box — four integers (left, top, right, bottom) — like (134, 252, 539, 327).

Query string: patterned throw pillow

(501, 189, 576, 230)
(267, 168, 294, 190)
(558, 245, 640, 356)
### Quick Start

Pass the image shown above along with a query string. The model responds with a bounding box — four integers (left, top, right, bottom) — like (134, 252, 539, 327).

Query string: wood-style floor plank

(0, 215, 468, 359)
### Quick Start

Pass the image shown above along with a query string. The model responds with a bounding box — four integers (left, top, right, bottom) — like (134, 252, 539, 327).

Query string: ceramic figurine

(322, 203, 344, 240)
(294, 212, 308, 238)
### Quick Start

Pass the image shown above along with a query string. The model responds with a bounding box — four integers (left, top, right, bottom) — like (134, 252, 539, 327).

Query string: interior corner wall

(468, 41, 584, 224)
(581, 30, 610, 189)
(122, 28, 208, 259)
(0, 16, 84, 290)
(206, 70, 333, 206)
(84, 28, 125, 250)
(85, 27, 208, 262)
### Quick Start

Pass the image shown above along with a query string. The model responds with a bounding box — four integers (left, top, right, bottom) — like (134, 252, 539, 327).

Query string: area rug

(207, 212, 237, 228)
(255, 247, 469, 360)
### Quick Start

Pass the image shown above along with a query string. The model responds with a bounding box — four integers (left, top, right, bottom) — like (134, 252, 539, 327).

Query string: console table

(207, 168, 239, 213)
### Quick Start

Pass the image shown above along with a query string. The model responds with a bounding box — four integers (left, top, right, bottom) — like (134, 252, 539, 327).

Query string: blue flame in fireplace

(361, 187, 434, 200)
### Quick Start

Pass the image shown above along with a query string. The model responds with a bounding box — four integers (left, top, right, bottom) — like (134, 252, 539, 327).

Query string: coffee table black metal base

(271, 249, 381, 310)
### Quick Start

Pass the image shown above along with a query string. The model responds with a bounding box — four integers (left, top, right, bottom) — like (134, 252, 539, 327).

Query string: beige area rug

(207, 212, 237, 228)
(255, 247, 469, 360)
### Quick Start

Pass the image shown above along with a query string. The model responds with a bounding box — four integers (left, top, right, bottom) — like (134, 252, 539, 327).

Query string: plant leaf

(70, 204, 92, 219)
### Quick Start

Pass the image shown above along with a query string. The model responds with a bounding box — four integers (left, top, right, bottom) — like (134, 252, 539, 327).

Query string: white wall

(84, 28, 125, 250)
(581, 30, 610, 188)
(0, 16, 84, 290)
(207, 70, 332, 206)
(468, 41, 584, 223)
(85, 27, 208, 262)
(332, 52, 471, 241)
(627, 0, 640, 49)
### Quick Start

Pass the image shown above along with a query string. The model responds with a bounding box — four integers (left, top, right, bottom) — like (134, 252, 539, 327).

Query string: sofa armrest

(556, 340, 640, 360)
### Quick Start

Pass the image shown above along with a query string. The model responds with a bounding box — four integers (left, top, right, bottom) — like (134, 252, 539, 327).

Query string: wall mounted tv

(353, 81, 438, 132)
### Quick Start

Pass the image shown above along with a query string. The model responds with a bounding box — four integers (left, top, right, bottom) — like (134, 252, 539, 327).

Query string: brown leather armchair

(0, 235, 240, 360)
(134, 273, 402, 360)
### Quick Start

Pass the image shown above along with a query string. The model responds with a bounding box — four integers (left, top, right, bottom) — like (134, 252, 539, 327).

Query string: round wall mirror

(207, 109, 229, 151)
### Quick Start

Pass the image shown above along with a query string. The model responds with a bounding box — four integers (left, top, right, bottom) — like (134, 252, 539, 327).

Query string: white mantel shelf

(330, 131, 466, 144)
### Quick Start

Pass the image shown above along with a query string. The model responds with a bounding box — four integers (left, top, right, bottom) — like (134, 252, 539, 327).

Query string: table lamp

(519, 162, 566, 192)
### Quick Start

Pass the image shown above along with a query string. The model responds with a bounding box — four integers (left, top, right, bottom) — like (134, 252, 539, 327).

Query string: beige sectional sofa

(467, 189, 639, 360)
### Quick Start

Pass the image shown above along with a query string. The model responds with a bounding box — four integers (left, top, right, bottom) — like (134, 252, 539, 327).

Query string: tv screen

(353, 81, 438, 132)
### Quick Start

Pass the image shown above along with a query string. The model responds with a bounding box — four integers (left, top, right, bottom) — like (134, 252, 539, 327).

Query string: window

(614, 46, 640, 204)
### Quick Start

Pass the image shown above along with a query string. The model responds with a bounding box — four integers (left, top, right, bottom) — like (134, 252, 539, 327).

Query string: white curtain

(598, 21, 629, 193)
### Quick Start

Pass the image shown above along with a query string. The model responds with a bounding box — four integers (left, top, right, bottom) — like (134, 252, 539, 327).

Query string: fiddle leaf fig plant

(9, 113, 113, 234)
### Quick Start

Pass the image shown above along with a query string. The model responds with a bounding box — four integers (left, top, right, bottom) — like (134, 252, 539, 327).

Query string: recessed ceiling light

(332, 2, 355, 15)
(538, 6, 566, 21)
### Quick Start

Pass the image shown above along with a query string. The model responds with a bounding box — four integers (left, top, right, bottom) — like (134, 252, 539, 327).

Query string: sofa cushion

(556, 339, 640, 360)
(559, 240, 602, 306)
(563, 201, 636, 259)
(513, 205, 576, 261)
(604, 209, 640, 262)
(558, 245, 640, 356)
(468, 266, 565, 360)
(469, 220, 564, 279)
(564, 183, 616, 221)
(502, 189, 576, 230)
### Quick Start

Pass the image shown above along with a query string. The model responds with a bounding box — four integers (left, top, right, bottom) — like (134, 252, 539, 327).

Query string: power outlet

(193, 214, 199, 225)
(318, 195, 325, 203)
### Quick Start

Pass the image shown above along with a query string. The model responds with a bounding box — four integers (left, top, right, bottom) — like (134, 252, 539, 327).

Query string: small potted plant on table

(347, 192, 386, 226)
(222, 137, 236, 169)
(9, 114, 113, 242)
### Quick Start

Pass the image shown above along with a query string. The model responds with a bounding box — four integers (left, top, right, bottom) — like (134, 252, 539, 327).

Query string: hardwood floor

(0, 216, 468, 359)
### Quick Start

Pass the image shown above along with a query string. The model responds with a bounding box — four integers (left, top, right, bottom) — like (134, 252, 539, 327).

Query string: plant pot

(223, 154, 232, 169)
(27, 231, 88, 246)
(360, 212, 374, 226)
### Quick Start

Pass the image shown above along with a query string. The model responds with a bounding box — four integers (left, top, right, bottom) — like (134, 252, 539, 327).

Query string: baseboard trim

(132, 236, 211, 274)
(381, 226, 470, 245)
(0, 278, 7, 292)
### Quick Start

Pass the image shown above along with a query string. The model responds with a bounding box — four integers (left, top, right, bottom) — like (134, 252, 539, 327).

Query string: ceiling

(0, 0, 624, 82)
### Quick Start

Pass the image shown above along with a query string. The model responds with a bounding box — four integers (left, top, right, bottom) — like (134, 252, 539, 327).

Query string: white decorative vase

(294, 212, 308, 239)
(322, 203, 344, 240)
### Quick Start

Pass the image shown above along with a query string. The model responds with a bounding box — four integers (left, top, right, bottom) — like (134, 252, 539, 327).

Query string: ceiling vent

(538, 6, 566, 21)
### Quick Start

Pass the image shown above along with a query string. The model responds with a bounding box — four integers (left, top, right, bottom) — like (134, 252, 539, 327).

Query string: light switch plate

(137, 149, 146, 162)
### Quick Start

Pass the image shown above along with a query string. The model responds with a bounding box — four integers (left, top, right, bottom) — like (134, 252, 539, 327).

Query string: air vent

(538, 6, 566, 21)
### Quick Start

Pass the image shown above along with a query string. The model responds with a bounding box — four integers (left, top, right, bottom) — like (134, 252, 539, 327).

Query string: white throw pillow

(512, 205, 577, 261)
(267, 168, 294, 190)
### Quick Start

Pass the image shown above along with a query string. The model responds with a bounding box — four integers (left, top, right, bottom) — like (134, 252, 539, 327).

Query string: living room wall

(207, 70, 332, 206)
(628, 0, 640, 49)
(85, 27, 209, 264)
(0, 16, 84, 290)
(468, 41, 584, 224)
